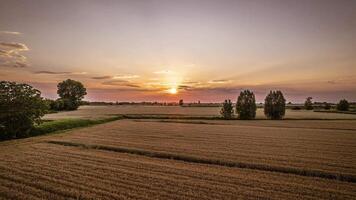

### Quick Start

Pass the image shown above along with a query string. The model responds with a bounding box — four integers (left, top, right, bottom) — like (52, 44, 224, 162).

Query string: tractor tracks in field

(46, 140, 356, 183)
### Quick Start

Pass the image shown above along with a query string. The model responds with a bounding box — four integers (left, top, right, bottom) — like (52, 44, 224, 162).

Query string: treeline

(219, 90, 352, 120)
(0, 79, 86, 140)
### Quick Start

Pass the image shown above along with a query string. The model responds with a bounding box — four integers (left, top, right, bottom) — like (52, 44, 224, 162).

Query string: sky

(0, 0, 355, 103)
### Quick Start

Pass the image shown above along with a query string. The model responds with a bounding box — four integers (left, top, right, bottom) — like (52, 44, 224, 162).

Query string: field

(1, 106, 356, 199)
(43, 105, 356, 120)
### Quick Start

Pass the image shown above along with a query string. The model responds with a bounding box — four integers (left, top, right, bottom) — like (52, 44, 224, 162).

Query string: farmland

(44, 105, 356, 120)
(0, 106, 356, 199)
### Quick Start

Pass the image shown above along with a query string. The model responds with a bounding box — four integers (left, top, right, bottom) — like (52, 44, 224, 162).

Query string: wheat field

(1, 112, 356, 199)
(44, 105, 356, 120)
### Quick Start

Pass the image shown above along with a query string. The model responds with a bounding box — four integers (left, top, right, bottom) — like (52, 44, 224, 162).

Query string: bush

(323, 102, 331, 110)
(236, 90, 256, 119)
(50, 98, 80, 111)
(56, 79, 87, 111)
(304, 97, 313, 110)
(264, 91, 286, 120)
(291, 106, 301, 110)
(0, 81, 47, 139)
(337, 99, 349, 111)
(220, 99, 234, 119)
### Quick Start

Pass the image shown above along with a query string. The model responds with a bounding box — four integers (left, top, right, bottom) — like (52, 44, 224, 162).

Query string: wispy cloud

(102, 79, 129, 85)
(0, 42, 28, 51)
(33, 71, 87, 75)
(91, 75, 113, 80)
(208, 79, 231, 84)
(113, 74, 140, 79)
(0, 31, 22, 35)
(0, 42, 29, 68)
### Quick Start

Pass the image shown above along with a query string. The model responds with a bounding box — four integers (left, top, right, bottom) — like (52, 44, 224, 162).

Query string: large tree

(236, 90, 256, 119)
(57, 79, 87, 110)
(264, 90, 286, 120)
(0, 81, 47, 139)
(336, 99, 349, 111)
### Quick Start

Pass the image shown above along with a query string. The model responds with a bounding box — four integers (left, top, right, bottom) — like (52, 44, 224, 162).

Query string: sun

(168, 87, 178, 94)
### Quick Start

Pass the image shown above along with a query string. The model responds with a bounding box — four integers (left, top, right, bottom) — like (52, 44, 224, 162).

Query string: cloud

(0, 42, 29, 68)
(34, 71, 72, 75)
(208, 79, 231, 84)
(101, 79, 142, 89)
(0, 42, 29, 51)
(101, 79, 129, 85)
(113, 75, 140, 79)
(178, 85, 194, 91)
(91, 76, 113, 79)
(92, 74, 140, 80)
(0, 31, 22, 35)
(33, 71, 87, 75)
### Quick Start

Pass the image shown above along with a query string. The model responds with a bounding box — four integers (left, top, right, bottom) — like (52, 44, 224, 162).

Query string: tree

(264, 91, 286, 120)
(57, 79, 87, 110)
(337, 99, 349, 111)
(236, 90, 256, 119)
(0, 81, 47, 139)
(179, 99, 184, 106)
(220, 99, 234, 119)
(304, 97, 313, 110)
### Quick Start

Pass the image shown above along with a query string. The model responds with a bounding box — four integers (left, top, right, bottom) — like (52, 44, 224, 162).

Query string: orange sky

(1, 0, 355, 102)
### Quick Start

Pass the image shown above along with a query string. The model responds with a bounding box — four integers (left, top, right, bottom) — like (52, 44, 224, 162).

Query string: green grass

(30, 116, 123, 136)
(314, 110, 356, 115)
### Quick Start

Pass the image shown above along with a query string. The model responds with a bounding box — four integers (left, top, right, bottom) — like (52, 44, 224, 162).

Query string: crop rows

(0, 142, 356, 199)
(49, 120, 356, 177)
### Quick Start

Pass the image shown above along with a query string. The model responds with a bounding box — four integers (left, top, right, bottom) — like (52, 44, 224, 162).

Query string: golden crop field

(44, 105, 356, 120)
(1, 106, 356, 199)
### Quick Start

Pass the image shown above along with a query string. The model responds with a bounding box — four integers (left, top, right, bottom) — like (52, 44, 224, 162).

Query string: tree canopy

(220, 99, 234, 119)
(264, 90, 286, 120)
(0, 81, 47, 139)
(56, 79, 87, 110)
(236, 90, 256, 119)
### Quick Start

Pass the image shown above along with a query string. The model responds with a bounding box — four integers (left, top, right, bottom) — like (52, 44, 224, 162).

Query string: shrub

(236, 90, 256, 119)
(304, 97, 313, 110)
(291, 106, 301, 110)
(0, 81, 47, 139)
(337, 99, 349, 111)
(323, 102, 331, 110)
(56, 79, 87, 110)
(264, 91, 286, 120)
(220, 99, 234, 119)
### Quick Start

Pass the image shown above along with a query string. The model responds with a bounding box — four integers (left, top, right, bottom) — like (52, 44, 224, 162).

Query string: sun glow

(168, 87, 178, 94)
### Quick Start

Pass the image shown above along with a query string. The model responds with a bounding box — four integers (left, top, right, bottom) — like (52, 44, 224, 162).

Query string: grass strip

(47, 140, 356, 183)
(30, 116, 123, 136)
(314, 110, 356, 115)
(119, 114, 356, 120)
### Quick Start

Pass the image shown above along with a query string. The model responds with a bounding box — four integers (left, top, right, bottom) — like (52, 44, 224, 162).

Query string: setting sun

(168, 87, 178, 94)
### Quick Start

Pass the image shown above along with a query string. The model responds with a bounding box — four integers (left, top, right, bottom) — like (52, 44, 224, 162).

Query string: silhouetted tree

(236, 90, 256, 119)
(0, 81, 48, 139)
(264, 91, 286, 120)
(56, 79, 87, 110)
(337, 99, 349, 111)
(304, 97, 313, 110)
(179, 99, 184, 106)
(220, 99, 234, 119)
